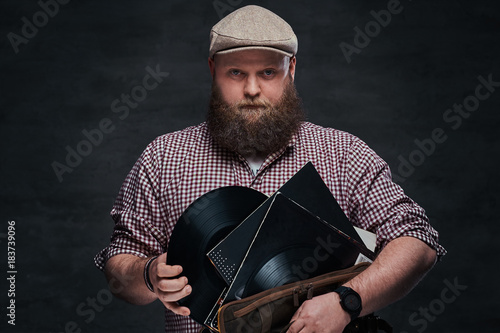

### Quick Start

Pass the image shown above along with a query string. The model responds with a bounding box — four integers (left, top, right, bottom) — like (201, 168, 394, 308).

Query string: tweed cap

(209, 5, 298, 58)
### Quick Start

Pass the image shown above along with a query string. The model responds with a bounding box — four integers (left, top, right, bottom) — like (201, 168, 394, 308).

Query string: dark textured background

(1, 0, 499, 332)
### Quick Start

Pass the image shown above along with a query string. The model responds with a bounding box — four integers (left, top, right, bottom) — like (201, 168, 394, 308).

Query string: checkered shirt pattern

(95, 121, 446, 333)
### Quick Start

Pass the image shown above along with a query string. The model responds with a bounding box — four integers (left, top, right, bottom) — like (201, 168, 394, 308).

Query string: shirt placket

(251, 149, 284, 187)
(231, 138, 297, 190)
(231, 154, 256, 188)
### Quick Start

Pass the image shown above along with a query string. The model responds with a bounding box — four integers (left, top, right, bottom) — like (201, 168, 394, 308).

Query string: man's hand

(104, 253, 192, 316)
(286, 236, 437, 332)
(286, 292, 350, 333)
(148, 252, 191, 316)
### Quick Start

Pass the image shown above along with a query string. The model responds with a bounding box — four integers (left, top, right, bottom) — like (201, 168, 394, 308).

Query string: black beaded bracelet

(144, 255, 158, 292)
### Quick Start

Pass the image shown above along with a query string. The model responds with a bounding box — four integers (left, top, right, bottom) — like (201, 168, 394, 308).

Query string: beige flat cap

(209, 5, 298, 58)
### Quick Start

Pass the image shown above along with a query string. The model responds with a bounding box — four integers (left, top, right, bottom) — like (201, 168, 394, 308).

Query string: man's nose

(244, 75, 261, 98)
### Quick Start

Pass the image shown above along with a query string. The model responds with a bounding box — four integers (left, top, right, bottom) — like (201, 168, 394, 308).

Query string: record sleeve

(207, 162, 365, 285)
(223, 193, 374, 303)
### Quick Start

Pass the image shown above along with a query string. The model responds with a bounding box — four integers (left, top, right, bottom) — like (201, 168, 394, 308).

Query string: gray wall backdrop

(1, 0, 499, 332)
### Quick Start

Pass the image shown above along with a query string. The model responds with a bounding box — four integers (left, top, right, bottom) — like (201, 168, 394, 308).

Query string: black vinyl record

(207, 162, 365, 286)
(243, 245, 321, 297)
(166, 186, 267, 325)
(224, 194, 374, 302)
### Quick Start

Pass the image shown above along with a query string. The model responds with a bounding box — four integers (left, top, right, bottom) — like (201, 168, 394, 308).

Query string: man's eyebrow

(219, 62, 283, 68)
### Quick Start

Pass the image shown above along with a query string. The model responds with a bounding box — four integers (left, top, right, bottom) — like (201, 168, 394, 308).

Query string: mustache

(234, 99, 273, 109)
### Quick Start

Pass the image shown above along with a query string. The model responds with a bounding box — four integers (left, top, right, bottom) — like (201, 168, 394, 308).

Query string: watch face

(344, 293, 361, 311)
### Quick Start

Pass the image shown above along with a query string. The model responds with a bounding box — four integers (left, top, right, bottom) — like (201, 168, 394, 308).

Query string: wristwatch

(333, 286, 362, 321)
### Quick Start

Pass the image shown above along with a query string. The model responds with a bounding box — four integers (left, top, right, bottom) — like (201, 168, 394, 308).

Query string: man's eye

(263, 69, 275, 76)
(231, 69, 241, 76)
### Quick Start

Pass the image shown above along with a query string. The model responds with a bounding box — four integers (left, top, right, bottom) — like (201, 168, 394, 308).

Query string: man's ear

(289, 56, 297, 81)
(208, 57, 216, 79)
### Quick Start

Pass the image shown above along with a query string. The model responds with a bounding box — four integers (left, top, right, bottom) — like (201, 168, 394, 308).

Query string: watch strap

(333, 286, 362, 321)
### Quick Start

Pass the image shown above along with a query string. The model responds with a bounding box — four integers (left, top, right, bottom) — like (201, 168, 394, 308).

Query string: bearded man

(96, 5, 445, 333)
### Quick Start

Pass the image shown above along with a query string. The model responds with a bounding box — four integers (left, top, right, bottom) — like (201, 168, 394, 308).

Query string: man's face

(206, 49, 304, 157)
(208, 49, 296, 106)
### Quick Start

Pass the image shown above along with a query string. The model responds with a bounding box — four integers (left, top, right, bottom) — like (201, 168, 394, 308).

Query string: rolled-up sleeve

(344, 138, 446, 257)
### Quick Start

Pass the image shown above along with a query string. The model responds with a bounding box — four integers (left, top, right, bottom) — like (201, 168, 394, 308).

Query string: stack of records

(167, 162, 375, 331)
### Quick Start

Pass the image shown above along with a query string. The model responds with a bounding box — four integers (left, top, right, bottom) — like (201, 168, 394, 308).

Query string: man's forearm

(345, 236, 437, 316)
(104, 254, 158, 305)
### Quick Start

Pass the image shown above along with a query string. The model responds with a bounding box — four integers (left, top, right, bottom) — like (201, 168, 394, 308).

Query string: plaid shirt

(95, 121, 446, 333)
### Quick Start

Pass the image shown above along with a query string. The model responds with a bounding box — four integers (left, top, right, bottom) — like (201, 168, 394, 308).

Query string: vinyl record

(224, 194, 374, 303)
(243, 246, 317, 297)
(166, 186, 267, 325)
(207, 162, 366, 288)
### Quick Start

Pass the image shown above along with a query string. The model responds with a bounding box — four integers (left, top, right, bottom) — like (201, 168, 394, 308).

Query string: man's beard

(207, 79, 305, 157)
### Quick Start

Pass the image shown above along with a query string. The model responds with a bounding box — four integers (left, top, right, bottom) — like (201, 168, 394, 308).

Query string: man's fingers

(163, 301, 191, 317)
(286, 319, 305, 333)
(290, 307, 300, 322)
(157, 276, 189, 292)
(157, 284, 192, 303)
(156, 252, 180, 278)
(157, 262, 183, 278)
(148, 253, 192, 316)
(150, 252, 181, 278)
(287, 305, 306, 333)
